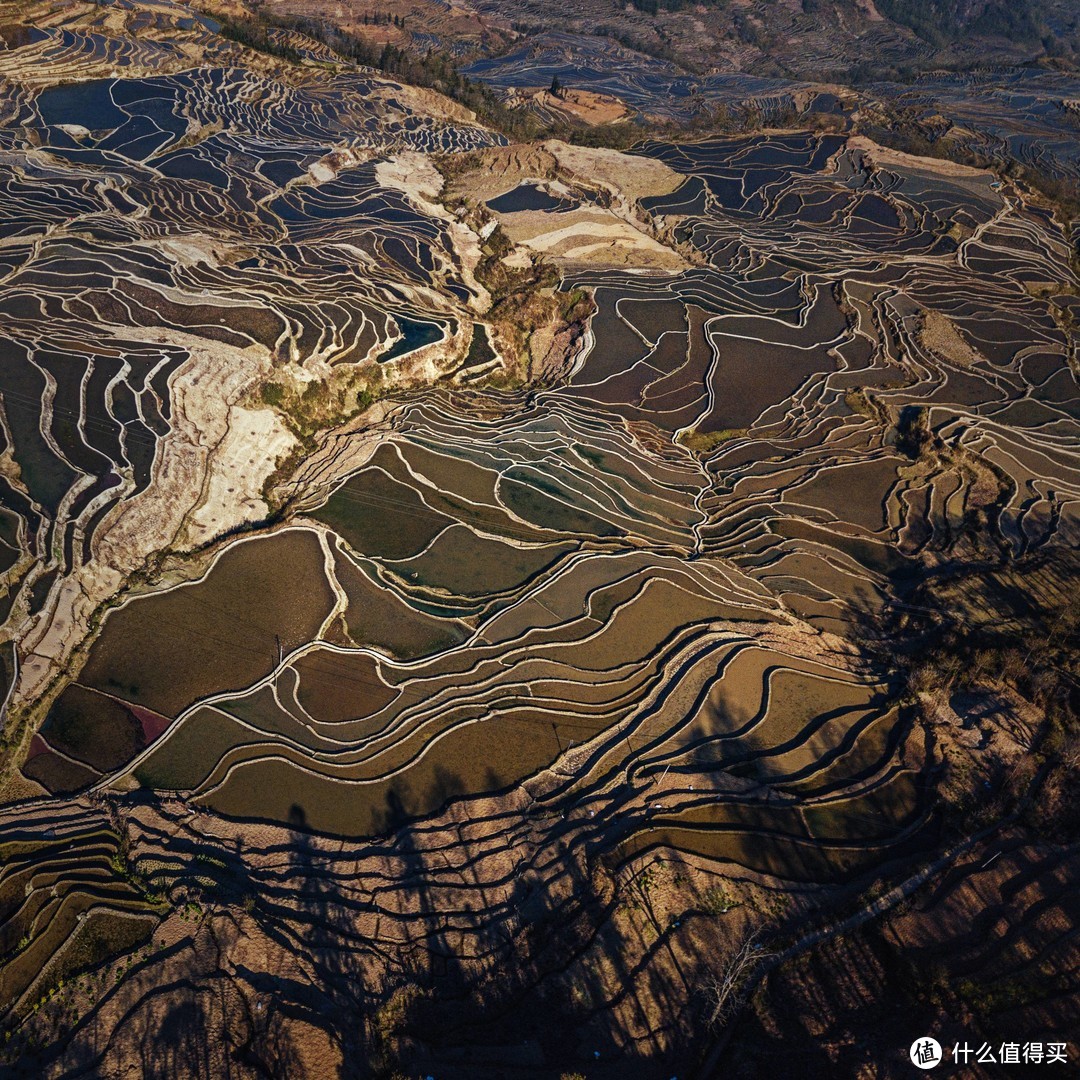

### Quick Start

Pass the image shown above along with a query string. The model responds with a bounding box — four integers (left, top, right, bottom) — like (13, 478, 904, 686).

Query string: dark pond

(381, 317, 444, 362)
(36, 80, 125, 130)
(486, 184, 569, 213)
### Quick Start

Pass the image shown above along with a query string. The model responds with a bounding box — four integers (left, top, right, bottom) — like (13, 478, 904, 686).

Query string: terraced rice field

(0, 0, 1078, 1074)
(463, 29, 1080, 181)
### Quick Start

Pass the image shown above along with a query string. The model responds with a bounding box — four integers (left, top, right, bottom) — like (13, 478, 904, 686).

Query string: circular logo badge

(910, 1037, 943, 1070)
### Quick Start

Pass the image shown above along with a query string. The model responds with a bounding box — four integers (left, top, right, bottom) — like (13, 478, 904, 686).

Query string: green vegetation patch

(677, 428, 749, 454)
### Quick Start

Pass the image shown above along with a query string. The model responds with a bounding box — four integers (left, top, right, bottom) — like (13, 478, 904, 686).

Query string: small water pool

(486, 183, 572, 213)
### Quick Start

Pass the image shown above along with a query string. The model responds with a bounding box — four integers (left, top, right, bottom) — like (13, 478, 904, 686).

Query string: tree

(702, 928, 774, 1028)
(550, 74, 562, 98)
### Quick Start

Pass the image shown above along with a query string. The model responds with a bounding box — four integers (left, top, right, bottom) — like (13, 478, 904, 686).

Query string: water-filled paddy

(190, 711, 560, 835)
(75, 529, 335, 717)
(314, 461, 453, 560)
(293, 649, 399, 724)
(485, 183, 570, 213)
(335, 551, 469, 658)
(5, 105, 1075, 946)
(390, 525, 572, 596)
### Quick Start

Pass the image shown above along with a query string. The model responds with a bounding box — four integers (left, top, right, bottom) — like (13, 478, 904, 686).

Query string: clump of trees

(361, 12, 407, 28)
(211, 12, 304, 63)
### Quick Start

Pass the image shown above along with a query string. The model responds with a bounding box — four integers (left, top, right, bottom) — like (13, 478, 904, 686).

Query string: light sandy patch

(183, 404, 296, 547)
(306, 143, 374, 185)
(544, 140, 684, 202)
(307, 160, 336, 183)
(443, 144, 560, 205)
(371, 82, 478, 126)
(18, 565, 124, 704)
(503, 209, 688, 270)
(95, 334, 276, 574)
(13, 330, 281, 706)
(0, 446, 23, 487)
(527, 87, 628, 126)
(156, 233, 234, 268)
(445, 144, 689, 270)
(375, 151, 445, 213)
(501, 248, 533, 270)
(920, 309, 986, 367)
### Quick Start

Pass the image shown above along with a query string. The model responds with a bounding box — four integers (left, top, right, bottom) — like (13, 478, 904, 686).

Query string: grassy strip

(677, 428, 748, 454)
